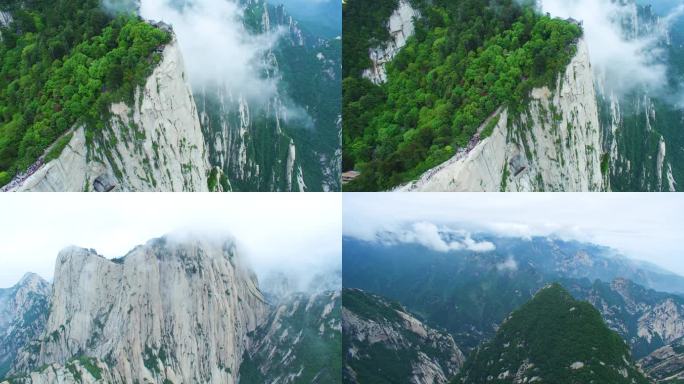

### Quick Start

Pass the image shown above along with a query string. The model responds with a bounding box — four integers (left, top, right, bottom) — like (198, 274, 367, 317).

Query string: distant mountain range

(343, 232, 684, 383)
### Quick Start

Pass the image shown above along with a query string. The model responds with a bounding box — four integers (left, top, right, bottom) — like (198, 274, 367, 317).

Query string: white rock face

(362, 0, 419, 84)
(11, 237, 268, 384)
(0, 11, 11, 28)
(398, 39, 604, 192)
(9, 37, 209, 192)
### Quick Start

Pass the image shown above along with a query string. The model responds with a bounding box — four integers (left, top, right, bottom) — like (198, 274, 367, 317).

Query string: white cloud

(138, 0, 283, 103)
(539, 0, 683, 96)
(0, 193, 341, 289)
(343, 193, 684, 276)
(374, 221, 495, 253)
(497, 257, 518, 272)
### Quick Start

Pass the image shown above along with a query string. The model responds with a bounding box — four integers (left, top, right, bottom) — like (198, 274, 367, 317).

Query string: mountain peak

(456, 283, 649, 384)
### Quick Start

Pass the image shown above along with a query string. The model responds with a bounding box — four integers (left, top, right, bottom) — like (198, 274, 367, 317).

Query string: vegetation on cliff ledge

(342, 0, 582, 191)
(0, 0, 171, 186)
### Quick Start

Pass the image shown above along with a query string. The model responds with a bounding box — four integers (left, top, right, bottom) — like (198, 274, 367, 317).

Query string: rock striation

(8, 37, 209, 192)
(399, 39, 603, 192)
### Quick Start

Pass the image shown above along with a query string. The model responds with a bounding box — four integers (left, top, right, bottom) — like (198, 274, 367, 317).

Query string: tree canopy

(342, 0, 582, 191)
(0, 0, 170, 186)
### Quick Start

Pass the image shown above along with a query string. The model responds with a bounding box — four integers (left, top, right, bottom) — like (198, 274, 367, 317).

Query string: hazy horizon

(343, 193, 684, 278)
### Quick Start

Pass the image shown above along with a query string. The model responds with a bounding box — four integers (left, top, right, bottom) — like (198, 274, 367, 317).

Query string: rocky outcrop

(399, 39, 604, 192)
(0, 274, 50, 379)
(239, 290, 341, 383)
(343, 289, 464, 384)
(362, 0, 419, 85)
(639, 337, 684, 383)
(9, 236, 268, 384)
(569, 278, 684, 359)
(8, 37, 209, 192)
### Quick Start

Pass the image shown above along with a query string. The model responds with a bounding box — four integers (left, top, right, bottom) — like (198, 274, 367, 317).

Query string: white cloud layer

(343, 193, 684, 276)
(138, 0, 282, 103)
(377, 222, 495, 253)
(539, 0, 684, 96)
(0, 194, 341, 289)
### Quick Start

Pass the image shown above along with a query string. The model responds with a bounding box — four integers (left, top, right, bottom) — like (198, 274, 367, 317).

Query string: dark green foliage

(342, 0, 398, 79)
(342, 0, 582, 190)
(0, 0, 170, 186)
(454, 284, 649, 384)
(240, 292, 342, 383)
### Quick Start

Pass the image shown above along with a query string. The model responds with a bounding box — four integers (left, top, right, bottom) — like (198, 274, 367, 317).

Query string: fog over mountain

(0, 193, 341, 290)
(540, 0, 684, 99)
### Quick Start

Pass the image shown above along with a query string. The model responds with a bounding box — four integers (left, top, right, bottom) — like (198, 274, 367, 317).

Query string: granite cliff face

(361, 0, 419, 85)
(0, 274, 50, 379)
(343, 288, 464, 384)
(7, 236, 268, 384)
(7, 37, 209, 192)
(399, 39, 604, 192)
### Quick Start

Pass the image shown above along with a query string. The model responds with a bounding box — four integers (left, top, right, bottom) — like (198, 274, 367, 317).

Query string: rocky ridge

(7, 37, 209, 192)
(343, 288, 465, 384)
(399, 39, 604, 192)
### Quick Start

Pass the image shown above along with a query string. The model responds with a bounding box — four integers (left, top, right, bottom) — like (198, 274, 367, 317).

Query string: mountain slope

(0, 0, 211, 191)
(598, 1, 684, 192)
(6, 35, 209, 192)
(454, 284, 649, 384)
(198, 0, 341, 192)
(0, 274, 50, 379)
(399, 38, 603, 192)
(640, 337, 684, 383)
(343, 288, 465, 384)
(239, 290, 342, 383)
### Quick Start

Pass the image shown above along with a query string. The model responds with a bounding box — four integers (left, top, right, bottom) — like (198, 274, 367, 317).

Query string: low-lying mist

(135, 0, 283, 104)
(539, 0, 684, 100)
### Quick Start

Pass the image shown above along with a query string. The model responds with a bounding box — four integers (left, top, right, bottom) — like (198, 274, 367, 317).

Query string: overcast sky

(0, 193, 340, 288)
(344, 193, 684, 276)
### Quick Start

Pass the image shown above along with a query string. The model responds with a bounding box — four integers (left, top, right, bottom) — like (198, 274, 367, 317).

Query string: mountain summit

(454, 284, 649, 384)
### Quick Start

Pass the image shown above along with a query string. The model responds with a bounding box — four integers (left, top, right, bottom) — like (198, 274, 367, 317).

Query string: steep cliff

(361, 0, 419, 85)
(198, 0, 341, 191)
(343, 288, 465, 384)
(6, 37, 209, 192)
(399, 39, 604, 192)
(8, 236, 268, 384)
(0, 274, 50, 379)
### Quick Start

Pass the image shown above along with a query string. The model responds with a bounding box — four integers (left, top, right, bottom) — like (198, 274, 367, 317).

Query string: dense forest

(342, 0, 582, 191)
(0, 0, 170, 187)
(454, 284, 649, 384)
